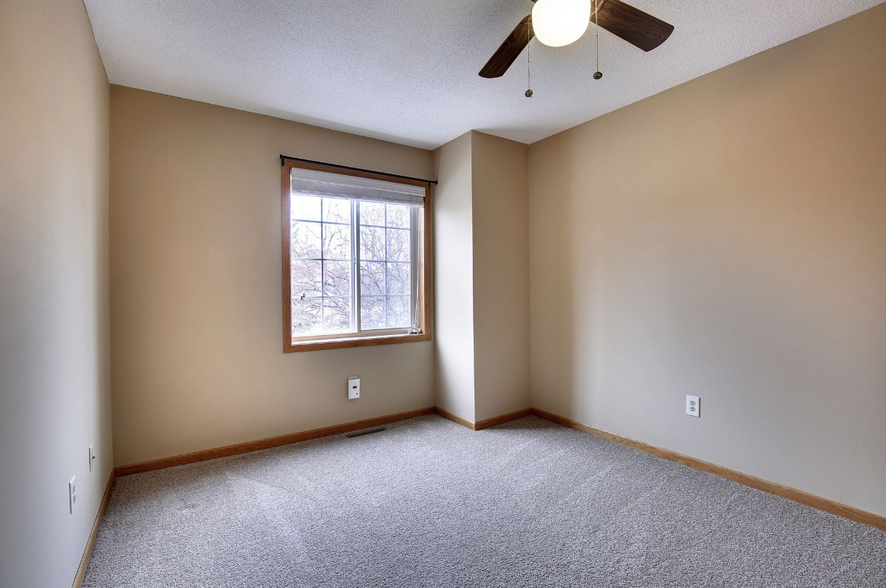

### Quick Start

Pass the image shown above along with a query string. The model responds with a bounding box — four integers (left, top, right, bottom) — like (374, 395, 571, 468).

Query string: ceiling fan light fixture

(531, 0, 591, 47)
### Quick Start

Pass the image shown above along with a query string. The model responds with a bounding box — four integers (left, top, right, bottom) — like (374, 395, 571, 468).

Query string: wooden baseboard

(434, 406, 475, 430)
(116, 407, 435, 477)
(475, 408, 532, 431)
(530, 408, 886, 532)
(72, 470, 115, 588)
(434, 407, 532, 431)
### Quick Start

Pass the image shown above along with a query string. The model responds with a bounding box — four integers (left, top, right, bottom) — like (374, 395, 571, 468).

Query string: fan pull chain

(593, 0, 603, 80)
(525, 37, 533, 98)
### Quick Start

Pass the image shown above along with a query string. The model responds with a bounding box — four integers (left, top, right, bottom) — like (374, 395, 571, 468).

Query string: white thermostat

(348, 377, 360, 400)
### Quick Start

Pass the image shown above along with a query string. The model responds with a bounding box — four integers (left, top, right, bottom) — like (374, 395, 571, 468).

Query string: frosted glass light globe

(531, 0, 591, 47)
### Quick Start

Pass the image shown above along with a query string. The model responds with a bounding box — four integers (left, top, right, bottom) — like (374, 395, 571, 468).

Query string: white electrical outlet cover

(686, 395, 700, 418)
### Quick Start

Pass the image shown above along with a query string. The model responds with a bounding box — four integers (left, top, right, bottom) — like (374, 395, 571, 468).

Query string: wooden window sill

(285, 332, 431, 353)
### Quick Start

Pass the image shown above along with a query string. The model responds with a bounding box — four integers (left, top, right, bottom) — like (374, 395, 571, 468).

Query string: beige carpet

(84, 415, 886, 587)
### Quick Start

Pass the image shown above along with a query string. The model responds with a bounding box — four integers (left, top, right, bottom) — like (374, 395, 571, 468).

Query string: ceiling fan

(479, 0, 674, 78)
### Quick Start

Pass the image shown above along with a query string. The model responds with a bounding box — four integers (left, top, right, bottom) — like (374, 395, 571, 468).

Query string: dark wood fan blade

(479, 15, 533, 78)
(593, 0, 674, 52)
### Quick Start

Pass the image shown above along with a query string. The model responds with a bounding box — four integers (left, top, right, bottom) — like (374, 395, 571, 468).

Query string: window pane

(291, 221, 321, 259)
(291, 260, 322, 298)
(361, 296, 386, 330)
(292, 297, 322, 336)
(361, 202, 385, 226)
(291, 194, 321, 221)
(387, 204, 410, 228)
(323, 223, 351, 261)
(386, 228, 409, 262)
(323, 198, 350, 224)
(289, 192, 420, 341)
(323, 297, 351, 332)
(386, 262, 409, 296)
(387, 296, 410, 328)
(360, 226, 385, 261)
(323, 261, 351, 296)
(360, 261, 385, 296)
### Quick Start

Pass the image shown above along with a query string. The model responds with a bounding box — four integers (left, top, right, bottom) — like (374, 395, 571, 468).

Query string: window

(282, 160, 432, 352)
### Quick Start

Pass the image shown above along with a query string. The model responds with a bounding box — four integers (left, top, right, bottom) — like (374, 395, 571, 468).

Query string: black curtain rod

(280, 155, 438, 185)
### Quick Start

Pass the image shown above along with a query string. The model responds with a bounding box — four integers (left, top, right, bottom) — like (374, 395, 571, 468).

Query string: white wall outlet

(69, 476, 77, 514)
(686, 395, 700, 418)
(348, 377, 360, 400)
(89, 444, 95, 473)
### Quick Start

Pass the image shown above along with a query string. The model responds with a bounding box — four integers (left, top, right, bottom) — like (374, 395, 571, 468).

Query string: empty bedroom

(1, 0, 885, 586)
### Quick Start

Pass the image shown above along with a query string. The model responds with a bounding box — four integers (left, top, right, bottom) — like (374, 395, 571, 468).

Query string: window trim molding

(281, 159, 433, 353)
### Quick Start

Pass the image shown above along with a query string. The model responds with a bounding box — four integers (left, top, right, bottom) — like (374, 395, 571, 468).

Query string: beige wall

(432, 132, 476, 421)
(471, 133, 531, 421)
(528, 4, 886, 516)
(109, 87, 435, 466)
(432, 131, 531, 424)
(0, 0, 112, 586)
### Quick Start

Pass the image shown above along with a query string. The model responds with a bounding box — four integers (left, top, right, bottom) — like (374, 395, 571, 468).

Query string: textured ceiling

(84, 0, 884, 149)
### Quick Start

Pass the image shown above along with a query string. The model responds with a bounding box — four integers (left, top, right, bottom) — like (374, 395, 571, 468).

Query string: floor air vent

(345, 426, 386, 438)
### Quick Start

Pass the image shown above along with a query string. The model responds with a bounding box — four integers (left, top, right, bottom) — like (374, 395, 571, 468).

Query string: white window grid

(290, 195, 420, 342)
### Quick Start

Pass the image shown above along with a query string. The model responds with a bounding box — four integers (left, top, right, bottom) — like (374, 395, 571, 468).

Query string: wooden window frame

(282, 159, 433, 352)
